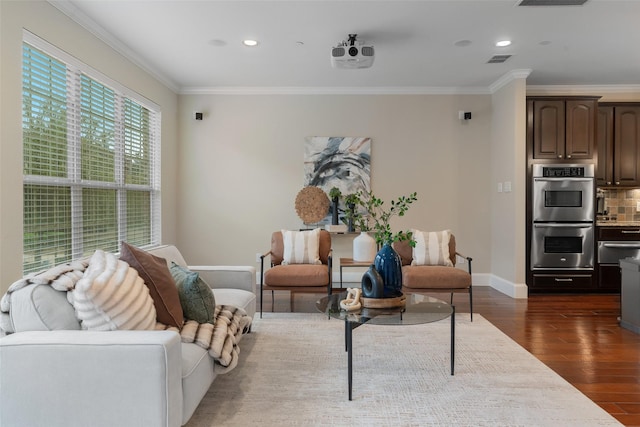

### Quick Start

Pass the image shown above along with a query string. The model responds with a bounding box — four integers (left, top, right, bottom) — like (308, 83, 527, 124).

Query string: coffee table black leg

(346, 320, 353, 400)
(451, 305, 455, 376)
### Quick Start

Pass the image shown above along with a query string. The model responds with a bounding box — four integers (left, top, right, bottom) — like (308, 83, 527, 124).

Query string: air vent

(331, 47, 345, 58)
(518, 0, 588, 5)
(361, 46, 374, 57)
(487, 55, 512, 64)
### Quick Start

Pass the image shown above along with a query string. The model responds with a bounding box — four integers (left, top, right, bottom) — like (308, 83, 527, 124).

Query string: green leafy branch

(353, 190, 418, 246)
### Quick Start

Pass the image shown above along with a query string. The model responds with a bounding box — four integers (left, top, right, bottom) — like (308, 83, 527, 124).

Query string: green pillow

(169, 262, 216, 324)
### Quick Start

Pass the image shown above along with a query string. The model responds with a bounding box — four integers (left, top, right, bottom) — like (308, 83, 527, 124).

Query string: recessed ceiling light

(496, 40, 512, 47)
(243, 39, 258, 47)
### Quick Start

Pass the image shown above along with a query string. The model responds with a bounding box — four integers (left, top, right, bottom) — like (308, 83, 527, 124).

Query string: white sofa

(0, 245, 256, 427)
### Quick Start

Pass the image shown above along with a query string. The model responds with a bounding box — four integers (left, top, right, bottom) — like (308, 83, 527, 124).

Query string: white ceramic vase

(353, 232, 377, 262)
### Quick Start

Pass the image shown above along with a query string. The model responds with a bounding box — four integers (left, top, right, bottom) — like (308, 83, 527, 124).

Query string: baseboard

(332, 271, 532, 299)
(489, 274, 528, 299)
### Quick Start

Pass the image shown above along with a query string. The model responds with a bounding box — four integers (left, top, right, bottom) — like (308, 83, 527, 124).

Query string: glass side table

(316, 291, 455, 400)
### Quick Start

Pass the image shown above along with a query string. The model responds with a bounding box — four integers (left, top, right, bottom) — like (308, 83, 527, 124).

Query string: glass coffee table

(316, 291, 455, 401)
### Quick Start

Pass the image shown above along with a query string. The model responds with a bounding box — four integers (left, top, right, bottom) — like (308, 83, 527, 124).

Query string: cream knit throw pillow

(72, 249, 157, 331)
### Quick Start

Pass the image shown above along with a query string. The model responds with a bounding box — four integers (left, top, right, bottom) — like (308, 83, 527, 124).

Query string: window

(22, 32, 161, 274)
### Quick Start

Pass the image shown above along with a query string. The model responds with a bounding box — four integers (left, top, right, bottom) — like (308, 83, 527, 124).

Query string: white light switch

(504, 181, 512, 192)
(636, 201, 640, 212)
(497, 182, 503, 193)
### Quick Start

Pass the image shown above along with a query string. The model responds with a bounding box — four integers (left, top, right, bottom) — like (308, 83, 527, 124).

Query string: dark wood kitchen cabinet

(530, 272, 595, 292)
(597, 103, 640, 187)
(597, 226, 640, 292)
(527, 96, 599, 161)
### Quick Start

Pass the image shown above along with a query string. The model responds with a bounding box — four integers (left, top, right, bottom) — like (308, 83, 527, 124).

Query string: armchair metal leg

(260, 283, 263, 319)
(260, 256, 265, 319)
(469, 286, 473, 322)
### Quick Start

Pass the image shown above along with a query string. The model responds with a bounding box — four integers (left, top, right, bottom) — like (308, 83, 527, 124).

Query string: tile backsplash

(598, 188, 640, 221)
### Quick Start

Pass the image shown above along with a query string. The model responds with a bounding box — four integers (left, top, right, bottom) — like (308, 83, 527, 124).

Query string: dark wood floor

(261, 286, 640, 426)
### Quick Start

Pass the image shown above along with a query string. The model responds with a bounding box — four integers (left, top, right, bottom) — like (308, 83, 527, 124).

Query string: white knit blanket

(156, 305, 251, 373)
(0, 259, 251, 373)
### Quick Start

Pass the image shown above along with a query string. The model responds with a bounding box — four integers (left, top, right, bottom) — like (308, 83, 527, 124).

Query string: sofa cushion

(402, 265, 471, 289)
(9, 284, 81, 332)
(411, 229, 454, 267)
(72, 250, 157, 331)
(170, 263, 216, 324)
(120, 242, 184, 328)
(147, 245, 188, 268)
(213, 288, 256, 320)
(281, 229, 322, 265)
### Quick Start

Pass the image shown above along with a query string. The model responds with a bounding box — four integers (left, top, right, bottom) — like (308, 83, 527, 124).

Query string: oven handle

(533, 178, 593, 182)
(602, 243, 640, 249)
(533, 223, 592, 228)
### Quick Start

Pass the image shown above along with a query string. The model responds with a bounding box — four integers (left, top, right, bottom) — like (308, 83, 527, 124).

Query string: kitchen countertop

(596, 221, 640, 227)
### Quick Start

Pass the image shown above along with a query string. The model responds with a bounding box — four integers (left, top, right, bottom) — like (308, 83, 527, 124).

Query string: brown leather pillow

(120, 242, 184, 328)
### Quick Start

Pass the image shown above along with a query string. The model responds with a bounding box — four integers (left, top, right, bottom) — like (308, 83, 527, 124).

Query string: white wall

(0, 1, 179, 294)
(5, 4, 633, 298)
(490, 79, 528, 298)
(177, 94, 494, 279)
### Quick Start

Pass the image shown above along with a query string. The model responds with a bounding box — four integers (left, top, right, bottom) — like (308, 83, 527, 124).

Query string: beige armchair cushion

(264, 264, 330, 287)
(402, 265, 471, 289)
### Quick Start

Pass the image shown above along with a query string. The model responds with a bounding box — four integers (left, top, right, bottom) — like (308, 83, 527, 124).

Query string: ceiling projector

(331, 34, 375, 69)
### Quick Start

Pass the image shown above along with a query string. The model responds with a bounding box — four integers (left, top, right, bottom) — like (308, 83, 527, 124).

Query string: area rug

(185, 313, 621, 427)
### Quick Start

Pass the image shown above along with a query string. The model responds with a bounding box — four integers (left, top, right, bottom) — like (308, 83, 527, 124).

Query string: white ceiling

(51, 0, 640, 94)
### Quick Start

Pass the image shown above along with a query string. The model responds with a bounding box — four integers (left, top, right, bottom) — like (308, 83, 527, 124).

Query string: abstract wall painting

(304, 136, 371, 223)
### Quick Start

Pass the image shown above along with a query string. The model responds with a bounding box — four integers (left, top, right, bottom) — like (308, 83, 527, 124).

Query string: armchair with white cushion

(259, 229, 332, 317)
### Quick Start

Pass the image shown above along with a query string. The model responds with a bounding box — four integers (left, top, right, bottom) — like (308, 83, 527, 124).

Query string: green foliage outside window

(22, 41, 159, 273)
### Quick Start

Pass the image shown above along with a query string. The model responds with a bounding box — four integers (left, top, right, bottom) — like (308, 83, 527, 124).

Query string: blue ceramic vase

(374, 243, 403, 298)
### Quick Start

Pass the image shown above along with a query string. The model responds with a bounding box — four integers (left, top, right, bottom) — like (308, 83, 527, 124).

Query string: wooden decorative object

(361, 294, 406, 309)
(295, 186, 330, 224)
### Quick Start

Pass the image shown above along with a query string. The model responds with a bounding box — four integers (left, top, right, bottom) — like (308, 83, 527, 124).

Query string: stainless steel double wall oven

(531, 164, 595, 271)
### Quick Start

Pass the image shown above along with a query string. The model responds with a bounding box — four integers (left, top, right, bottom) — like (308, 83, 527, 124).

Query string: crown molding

(489, 69, 532, 93)
(44, 2, 640, 99)
(527, 85, 640, 95)
(48, 0, 180, 93)
(179, 86, 493, 96)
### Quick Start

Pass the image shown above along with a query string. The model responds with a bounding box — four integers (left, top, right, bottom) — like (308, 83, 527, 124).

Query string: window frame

(22, 30, 161, 273)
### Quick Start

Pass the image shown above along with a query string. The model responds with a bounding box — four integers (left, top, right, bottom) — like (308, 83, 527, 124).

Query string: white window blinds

(22, 33, 161, 274)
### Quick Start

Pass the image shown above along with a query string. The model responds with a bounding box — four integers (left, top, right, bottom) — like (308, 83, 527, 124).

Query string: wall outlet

(504, 181, 512, 192)
(497, 182, 503, 193)
(256, 252, 262, 263)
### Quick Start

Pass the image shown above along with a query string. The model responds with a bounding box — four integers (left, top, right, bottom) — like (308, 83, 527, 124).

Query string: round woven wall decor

(295, 186, 330, 224)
